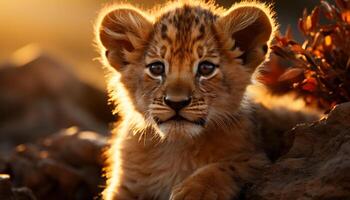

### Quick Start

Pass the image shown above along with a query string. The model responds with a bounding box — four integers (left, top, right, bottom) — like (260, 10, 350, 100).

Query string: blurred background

(0, 0, 319, 89)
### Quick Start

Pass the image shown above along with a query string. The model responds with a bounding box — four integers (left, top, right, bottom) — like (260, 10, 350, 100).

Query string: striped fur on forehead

(156, 5, 218, 39)
(134, 1, 223, 61)
(145, 5, 222, 65)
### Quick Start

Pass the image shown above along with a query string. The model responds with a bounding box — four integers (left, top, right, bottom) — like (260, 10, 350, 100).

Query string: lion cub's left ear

(216, 4, 275, 72)
(96, 7, 153, 70)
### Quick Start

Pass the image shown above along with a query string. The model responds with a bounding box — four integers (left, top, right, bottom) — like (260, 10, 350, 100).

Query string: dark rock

(0, 174, 14, 199)
(12, 187, 37, 200)
(246, 102, 350, 200)
(2, 127, 107, 200)
(0, 174, 36, 200)
(43, 127, 107, 166)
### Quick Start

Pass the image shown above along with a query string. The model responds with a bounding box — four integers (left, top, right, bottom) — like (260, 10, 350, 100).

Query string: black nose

(164, 97, 191, 112)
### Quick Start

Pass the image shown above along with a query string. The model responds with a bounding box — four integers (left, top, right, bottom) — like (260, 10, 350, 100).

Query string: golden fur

(94, 1, 311, 199)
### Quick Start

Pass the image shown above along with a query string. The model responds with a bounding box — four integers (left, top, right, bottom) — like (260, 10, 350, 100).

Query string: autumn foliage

(260, 0, 350, 111)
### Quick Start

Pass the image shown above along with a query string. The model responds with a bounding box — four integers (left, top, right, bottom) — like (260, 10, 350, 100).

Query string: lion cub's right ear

(216, 4, 275, 73)
(96, 7, 153, 69)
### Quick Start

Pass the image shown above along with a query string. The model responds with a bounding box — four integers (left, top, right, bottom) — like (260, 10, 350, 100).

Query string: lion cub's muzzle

(153, 95, 207, 127)
(164, 96, 191, 112)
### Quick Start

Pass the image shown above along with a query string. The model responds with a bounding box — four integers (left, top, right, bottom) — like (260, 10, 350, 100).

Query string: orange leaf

(291, 44, 305, 53)
(278, 68, 305, 82)
(310, 7, 320, 29)
(324, 35, 332, 46)
(302, 77, 318, 92)
(342, 10, 350, 24)
(304, 16, 313, 31)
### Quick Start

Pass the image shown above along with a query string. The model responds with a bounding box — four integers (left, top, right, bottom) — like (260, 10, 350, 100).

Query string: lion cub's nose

(164, 96, 191, 112)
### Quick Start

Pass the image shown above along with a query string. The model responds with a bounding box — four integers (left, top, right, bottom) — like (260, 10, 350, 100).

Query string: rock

(12, 187, 37, 200)
(0, 174, 36, 200)
(2, 127, 107, 200)
(43, 127, 107, 166)
(0, 174, 14, 199)
(246, 102, 350, 200)
(0, 45, 114, 149)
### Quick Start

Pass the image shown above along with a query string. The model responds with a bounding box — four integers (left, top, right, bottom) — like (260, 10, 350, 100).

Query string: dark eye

(197, 61, 217, 77)
(147, 62, 165, 76)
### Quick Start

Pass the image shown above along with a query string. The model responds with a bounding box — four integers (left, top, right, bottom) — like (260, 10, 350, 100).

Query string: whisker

(149, 105, 169, 109)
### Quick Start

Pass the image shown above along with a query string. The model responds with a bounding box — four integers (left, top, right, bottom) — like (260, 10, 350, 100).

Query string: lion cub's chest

(120, 139, 207, 199)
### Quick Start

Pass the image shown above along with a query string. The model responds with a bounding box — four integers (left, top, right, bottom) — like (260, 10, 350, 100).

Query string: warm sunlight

(0, 0, 349, 200)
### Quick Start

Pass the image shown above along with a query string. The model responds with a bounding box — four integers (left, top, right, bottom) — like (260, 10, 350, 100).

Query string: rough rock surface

(245, 102, 350, 200)
(0, 127, 107, 200)
(0, 174, 36, 200)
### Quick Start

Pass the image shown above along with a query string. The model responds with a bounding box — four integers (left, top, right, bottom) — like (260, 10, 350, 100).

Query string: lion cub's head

(96, 1, 276, 140)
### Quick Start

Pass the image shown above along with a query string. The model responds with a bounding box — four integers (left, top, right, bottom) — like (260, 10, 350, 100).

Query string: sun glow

(102, 128, 124, 200)
(10, 44, 42, 67)
(106, 71, 147, 131)
(247, 84, 323, 116)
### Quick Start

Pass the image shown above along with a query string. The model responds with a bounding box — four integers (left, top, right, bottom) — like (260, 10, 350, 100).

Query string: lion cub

(96, 1, 280, 199)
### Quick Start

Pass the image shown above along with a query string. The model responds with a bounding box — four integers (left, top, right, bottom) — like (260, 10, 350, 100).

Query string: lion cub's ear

(216, 4, 275, 72)
(97, 7, 153, 69)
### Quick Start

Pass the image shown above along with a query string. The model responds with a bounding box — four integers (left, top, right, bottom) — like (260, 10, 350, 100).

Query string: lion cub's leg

(170, 153, 268, 200)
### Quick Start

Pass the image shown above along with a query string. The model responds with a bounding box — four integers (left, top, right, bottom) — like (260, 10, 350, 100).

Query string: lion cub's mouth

(154, 115, 206, 126)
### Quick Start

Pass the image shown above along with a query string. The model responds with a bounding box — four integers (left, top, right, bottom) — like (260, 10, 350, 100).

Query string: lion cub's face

(97, 2, 274, 140)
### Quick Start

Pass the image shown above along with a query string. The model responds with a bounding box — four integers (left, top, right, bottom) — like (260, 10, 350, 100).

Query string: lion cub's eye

(197, 61, 217, 77)
(146, 62, 165, 77)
